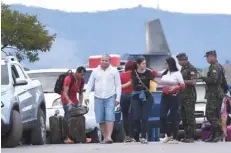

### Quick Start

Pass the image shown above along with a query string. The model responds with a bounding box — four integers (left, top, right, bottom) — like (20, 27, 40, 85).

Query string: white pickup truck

(1, 56, 46, 148)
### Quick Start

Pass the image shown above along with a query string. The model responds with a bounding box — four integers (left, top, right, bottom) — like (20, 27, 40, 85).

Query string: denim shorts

(94, 95, 115, 124)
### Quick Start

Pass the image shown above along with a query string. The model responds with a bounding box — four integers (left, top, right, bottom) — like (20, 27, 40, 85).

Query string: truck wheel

(22, 131, 32, 145)
(31, 109, 46, 145)
(2, 110, 23, 148)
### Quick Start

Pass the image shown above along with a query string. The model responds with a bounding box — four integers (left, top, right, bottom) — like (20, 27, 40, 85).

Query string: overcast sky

(2, 0, 231, 14)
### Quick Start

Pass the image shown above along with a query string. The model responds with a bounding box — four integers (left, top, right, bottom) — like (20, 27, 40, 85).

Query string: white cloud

(2, 0, 231, 14)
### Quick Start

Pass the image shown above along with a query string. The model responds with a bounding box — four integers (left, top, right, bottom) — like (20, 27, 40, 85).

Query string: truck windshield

(1, 65, 9, 85)
(28, 71, 92, 93)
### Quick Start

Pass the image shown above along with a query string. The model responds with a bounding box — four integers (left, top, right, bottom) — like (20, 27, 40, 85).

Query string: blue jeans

(63, 103, 79, 120)
(130, 92, 154, 138)
(120, 93, 132, 136)
(94, 95, 115, 124)
(160, 94, 180, 139)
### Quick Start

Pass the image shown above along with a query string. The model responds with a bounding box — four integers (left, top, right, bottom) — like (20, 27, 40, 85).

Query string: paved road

(2, 142, 230, 153)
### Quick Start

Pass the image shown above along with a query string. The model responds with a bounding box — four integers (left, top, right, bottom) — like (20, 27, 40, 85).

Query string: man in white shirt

(85, 54, 121, 144)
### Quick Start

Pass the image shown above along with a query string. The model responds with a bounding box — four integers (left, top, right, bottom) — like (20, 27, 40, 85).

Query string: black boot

(182, 138, 194, 143)
(181, 126, 188, 142)
(212, 128, 223, 143)
(204, 128, 215, 142)
(182, 127, 194, 143)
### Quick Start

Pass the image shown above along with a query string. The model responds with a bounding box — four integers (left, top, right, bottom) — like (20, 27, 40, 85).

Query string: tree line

(1, 3, 56, 62)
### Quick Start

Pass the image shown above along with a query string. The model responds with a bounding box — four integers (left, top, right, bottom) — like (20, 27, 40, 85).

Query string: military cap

(176, 53, 188, 60)
(205, 50, 217, 57)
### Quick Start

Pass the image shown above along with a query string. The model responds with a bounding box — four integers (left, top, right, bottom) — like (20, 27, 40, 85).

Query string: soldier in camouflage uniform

(176, 53, 197, 143)
(202, 50, 224, 142)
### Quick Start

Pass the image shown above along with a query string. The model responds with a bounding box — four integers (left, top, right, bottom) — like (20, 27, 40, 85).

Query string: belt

(163, 93, 178, 96)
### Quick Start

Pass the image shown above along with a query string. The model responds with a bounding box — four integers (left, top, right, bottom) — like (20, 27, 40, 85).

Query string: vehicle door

(11, 64, 34, 123)
(16, 65, 39, 120)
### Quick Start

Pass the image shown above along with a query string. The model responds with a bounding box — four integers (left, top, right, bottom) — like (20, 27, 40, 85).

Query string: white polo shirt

(86, 65, 121, 102)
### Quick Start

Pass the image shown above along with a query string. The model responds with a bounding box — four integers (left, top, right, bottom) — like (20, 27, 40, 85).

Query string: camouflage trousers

(180, 99, 196, 138)
(206, 97, 222, 131)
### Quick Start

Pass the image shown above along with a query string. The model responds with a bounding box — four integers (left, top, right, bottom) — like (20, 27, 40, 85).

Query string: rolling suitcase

(226, 125, 231, 141)
(49, 115, 65, 144)
(68, 115, 86, 143)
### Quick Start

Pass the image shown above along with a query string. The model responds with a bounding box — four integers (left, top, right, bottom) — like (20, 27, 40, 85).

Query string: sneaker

(182, 138, 194, 143)
(212, 135, 223, 143)
(167, 139, 179, 144)
(140, 138, 148, 144)
(106, 140, 113, 144)
(161, 136, 173, 143)
(180, 137, 187, 142)
(100, 140, 107, 144)
(124, 137, 136, 143)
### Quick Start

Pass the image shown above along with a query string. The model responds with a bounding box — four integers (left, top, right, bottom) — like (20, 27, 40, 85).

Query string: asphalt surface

(2, 142, 230, 153)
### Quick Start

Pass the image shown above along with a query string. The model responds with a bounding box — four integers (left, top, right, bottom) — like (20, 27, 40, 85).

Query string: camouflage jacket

(204, 61, 224, 99)
(180, 62, 197, 101)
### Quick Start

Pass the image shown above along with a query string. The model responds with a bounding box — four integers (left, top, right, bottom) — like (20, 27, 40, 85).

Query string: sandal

(106, 140, 113, 144)
(100, 140, 106, 144)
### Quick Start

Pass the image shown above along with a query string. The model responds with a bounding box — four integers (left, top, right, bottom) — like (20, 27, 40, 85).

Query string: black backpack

(54, 70, 74, 95)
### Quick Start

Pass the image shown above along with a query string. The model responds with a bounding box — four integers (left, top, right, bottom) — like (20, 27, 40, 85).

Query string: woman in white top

(155, 57, 185, 144)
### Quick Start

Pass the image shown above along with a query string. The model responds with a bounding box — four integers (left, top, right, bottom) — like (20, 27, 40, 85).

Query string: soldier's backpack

(54, 70, 74, 94)
(220, 65, 229, 94)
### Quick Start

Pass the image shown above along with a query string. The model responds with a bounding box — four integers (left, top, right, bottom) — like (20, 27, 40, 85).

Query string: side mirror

(14, 78, 28, 86)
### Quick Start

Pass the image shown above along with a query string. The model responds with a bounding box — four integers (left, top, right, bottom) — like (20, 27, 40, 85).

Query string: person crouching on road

(61, 66, 86, 144)
(120, 60, 135, 142)
(85, 54, 121, 144)
(176, 53, 197, 143)
(154, 57, 185, 144)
